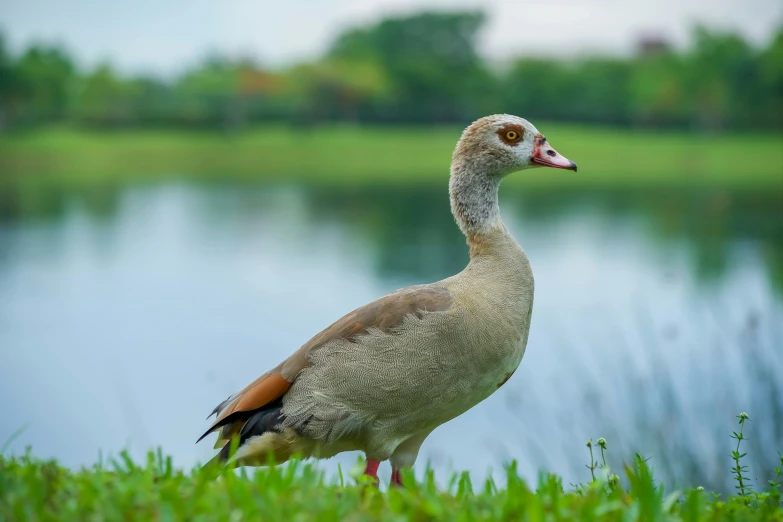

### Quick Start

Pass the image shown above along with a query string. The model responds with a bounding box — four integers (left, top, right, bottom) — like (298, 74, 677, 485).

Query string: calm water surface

(1, 181, 781, 492)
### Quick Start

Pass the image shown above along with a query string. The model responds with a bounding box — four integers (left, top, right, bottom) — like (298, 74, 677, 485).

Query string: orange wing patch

(227, 374, 290, 422)
(197, 374, 291, 443)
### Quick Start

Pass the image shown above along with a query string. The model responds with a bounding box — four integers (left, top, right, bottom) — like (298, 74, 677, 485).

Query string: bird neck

(449, 159, 512, 259)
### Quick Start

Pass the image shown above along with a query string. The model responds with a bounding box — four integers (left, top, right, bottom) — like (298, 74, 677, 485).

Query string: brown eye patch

(497, 124, 525, 146)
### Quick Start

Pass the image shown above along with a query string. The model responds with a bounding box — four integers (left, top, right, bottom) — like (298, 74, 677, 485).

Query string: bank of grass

(1, 124, 781, 190)
(0, 453, 779, 522)
(2, 417, 781, 521)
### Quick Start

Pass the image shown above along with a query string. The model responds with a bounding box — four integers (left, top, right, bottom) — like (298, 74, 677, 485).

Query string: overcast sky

(2, 0, 782, 75)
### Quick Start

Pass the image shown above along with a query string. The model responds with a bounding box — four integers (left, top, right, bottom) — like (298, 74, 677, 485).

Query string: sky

(2, 0, 782, 75)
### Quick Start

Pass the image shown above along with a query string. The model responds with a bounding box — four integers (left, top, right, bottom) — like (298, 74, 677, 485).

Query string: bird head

(452, 114, 577, 177)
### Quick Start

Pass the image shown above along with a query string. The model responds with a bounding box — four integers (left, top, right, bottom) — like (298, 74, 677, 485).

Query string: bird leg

(390, 468, 404, 488)
(363, 459, 380, 486)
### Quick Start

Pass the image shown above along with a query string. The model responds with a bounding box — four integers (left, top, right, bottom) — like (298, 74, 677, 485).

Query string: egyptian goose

(197, 114, 577, 486)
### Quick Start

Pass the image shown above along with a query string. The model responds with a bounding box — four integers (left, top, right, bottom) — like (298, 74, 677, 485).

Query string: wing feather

(197, 284, 452, 444)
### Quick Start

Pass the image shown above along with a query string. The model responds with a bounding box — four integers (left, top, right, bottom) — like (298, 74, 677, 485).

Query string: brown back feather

(197, 284, 452, 443)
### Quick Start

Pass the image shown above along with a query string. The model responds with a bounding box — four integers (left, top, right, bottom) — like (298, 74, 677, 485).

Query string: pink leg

(390, 469, 403, 487)
(364, 459, 380, 485)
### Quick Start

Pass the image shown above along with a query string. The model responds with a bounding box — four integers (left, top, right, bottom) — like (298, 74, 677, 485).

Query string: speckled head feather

(449, 115, 539, 236)
(449, 114, 575, 237)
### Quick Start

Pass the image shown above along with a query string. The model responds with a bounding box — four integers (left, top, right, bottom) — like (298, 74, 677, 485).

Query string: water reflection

(0, 180, 780, 493)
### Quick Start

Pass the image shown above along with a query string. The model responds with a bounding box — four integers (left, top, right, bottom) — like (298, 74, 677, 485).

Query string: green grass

(1, 124, 781, 190)
(1, 453, 780, 522)
(2, 416, 781, 521)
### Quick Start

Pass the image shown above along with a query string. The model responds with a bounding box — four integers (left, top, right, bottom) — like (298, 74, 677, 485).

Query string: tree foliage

(0, 12, 780, 131)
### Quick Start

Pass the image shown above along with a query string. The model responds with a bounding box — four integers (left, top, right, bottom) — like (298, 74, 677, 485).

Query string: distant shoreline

(1, 124, 781, 190)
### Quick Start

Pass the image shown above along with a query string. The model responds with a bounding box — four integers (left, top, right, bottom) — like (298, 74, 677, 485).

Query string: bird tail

(201, 429, 308, 474)
(200, 404, 312, 475)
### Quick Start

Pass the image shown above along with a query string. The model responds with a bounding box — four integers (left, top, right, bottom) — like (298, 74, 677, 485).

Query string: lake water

(1, 181, 781, 492)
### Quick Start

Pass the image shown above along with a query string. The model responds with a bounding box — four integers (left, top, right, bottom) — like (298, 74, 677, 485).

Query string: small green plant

(585, 439, 596, 481)
(731, 412, 752, 498)
(770, 451, 782, 490)
(597, 437, 608, 468)
(584, 438, 610, 482)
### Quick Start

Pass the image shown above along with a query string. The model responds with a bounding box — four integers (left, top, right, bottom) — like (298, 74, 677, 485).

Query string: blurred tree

(288, 59, 390, 123)
(574, 59, 633, 125)
(0, 35, 14, 130)
(329, 11, 493, 123)
(11, 43, 74, 127)
(504, 59, 576, 122)
(239, 67, 292, 122)
(70, 64, 138, 127)
(629, 49, 689, 128)
(0, 20, 781, 131)
(685, 27, 757, 131)
(504, 58, 632, 126)
(757, 28, 783, 129)
(127, 76, 178, 126)
(174, 56, 244, 130)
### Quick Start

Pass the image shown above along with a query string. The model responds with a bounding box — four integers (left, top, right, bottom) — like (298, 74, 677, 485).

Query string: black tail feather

(200, 398, 287, 469)
(238, 400, 285, 441)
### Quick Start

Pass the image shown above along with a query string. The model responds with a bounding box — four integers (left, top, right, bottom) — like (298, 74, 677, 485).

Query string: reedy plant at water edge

(732, 412, 752, 499)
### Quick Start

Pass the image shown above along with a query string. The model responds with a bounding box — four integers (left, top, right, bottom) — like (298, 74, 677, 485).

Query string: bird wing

(197, 284, 453, 444)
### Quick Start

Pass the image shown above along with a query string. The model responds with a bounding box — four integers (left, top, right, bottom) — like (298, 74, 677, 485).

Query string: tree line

(1, 11, 781, 132)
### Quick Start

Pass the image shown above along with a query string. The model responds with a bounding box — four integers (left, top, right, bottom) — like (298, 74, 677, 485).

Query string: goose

(197, 114, 577, 486)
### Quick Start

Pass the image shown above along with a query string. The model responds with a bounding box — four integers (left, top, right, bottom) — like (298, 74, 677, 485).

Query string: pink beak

(530, 134, 577, 171)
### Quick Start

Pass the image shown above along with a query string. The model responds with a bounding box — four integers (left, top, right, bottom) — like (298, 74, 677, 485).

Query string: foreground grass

(1, 451, 781, 521)
(1, 124, 781, 190)
(2, 419, 782, 521)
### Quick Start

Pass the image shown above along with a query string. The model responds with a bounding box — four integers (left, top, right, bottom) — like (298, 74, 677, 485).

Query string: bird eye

(505, 131, 518, 140)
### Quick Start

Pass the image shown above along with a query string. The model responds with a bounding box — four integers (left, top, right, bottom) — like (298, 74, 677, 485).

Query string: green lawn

(1, 124, 781, 189)
(1, 450, 781, 521)
(2, 417, 781, 521)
